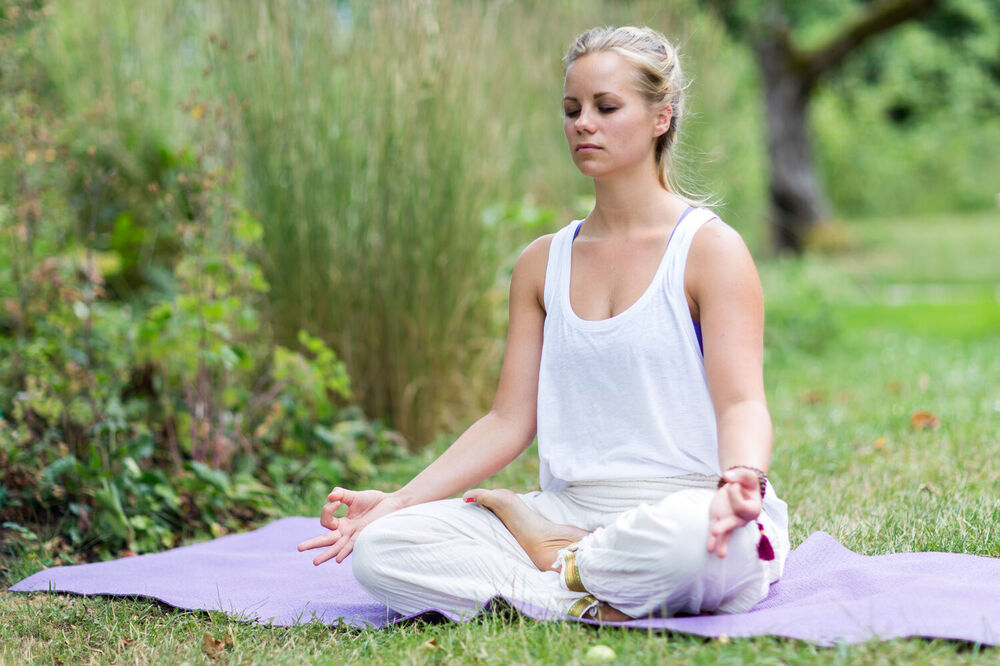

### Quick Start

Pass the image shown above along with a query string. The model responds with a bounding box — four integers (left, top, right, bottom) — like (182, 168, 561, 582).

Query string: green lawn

(3, 211, 999, 664)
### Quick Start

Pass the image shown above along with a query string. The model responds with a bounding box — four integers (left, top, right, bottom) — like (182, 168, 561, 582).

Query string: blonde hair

(564, 26, 708, 205)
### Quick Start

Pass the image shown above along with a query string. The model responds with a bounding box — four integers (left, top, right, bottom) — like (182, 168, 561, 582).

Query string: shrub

(0, 6, 405, 561)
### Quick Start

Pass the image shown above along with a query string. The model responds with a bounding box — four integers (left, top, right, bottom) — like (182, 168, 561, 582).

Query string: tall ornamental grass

(215, 1, 528, 442)
(35, 1, 208, 183)
(212, 0, 761, 442)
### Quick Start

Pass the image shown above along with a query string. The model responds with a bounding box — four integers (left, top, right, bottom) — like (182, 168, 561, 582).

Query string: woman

(298, 25, 789, 621)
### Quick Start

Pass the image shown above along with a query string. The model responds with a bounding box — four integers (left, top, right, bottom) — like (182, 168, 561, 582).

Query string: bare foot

(463, 488, 590, 571)
(592, 602, 632, 622)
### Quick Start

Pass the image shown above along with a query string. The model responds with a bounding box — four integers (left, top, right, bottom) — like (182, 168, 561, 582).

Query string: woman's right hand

(296, 487, 404, 565)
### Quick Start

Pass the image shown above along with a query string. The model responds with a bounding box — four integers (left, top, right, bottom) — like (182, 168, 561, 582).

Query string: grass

(2, 596, 996, 665)
(3, 212, 998, 662)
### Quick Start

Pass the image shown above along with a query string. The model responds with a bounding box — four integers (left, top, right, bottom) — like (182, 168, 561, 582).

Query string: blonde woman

(299, 25, 789, 621)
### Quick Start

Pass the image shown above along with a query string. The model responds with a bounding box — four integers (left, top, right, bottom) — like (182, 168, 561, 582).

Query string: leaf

(187, 460, 230, 492)
(202, 631, 229, 657)
(910, 410, 941, 430)
(94, 480, 132, 541)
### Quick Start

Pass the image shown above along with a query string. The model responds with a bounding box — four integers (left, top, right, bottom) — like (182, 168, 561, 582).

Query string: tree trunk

(745, 0, 939, 253)
(756, 38, 827, 253)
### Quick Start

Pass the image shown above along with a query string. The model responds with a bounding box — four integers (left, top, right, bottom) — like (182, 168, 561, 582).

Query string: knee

(350, 517, 394, 593)
(640, 490, 714, 575)
(659, 511, 713, 578)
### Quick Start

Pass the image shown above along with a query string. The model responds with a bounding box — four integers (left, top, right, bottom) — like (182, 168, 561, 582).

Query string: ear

(653, 105, 672, 138)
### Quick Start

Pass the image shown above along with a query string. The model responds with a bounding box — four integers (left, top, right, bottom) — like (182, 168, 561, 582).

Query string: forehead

(563, 51, 637, 98)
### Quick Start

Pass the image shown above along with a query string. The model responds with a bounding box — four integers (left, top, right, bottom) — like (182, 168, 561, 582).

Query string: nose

(574, 107, 597, 134)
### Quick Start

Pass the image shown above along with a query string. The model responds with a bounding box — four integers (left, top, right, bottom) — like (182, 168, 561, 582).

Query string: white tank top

(536, 207, 721, 490)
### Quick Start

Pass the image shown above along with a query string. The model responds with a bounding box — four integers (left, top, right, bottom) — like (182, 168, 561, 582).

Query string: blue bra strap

(693, 320, 704, 356)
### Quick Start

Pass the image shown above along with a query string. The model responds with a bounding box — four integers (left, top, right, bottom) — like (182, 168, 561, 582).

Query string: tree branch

(802, 0, 939, 85)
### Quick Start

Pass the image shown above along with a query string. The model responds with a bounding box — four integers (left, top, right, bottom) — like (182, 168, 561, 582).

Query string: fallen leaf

(717, 634, 731, 644)
(421, 639, 441, 651)
(910, 410, 940, 430)
(798, 389, 825, 405)
(202, 631, 230, 657)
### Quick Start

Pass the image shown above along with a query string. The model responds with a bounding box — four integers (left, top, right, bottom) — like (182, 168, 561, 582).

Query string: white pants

(351, 475, 788, 620)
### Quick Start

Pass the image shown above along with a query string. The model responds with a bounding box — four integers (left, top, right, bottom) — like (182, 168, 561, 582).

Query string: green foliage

(706, 0, 1000, 219)
(0, 2, 406, 562)
(816, 8, 1000, 216)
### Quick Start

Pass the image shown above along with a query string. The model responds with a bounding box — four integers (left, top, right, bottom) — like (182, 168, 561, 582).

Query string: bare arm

(686, 219, 772, 556)
(298, 235, 552, 563)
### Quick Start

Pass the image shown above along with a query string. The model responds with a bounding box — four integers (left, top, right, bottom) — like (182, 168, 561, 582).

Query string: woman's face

(562, 51, 667, 180)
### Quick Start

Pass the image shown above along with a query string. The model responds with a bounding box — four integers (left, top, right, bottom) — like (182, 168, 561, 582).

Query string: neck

(588, 160, 681, 236)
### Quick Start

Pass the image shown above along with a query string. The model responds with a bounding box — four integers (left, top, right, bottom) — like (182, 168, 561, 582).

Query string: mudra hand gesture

(297, 488, 402, 565)
(707, 467, 764, 558)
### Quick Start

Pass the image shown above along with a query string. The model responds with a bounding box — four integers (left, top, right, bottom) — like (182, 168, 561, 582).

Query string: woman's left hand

(706, 467, 763, 558)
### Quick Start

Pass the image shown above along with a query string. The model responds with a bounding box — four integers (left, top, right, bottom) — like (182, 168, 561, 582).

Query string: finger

(726, 484, 758, 517)
(335, 533, 359, 564)
(313, 543, 342, 566)
(715, 530, 732, 558)
(733, 500, 761, 522)
(311, 528, 354, 565)
(297, 531, 339, 552)
(323, 531, 353, 565)
(710, 514, 744, 537)
(723, 469, 758, 493)
(328, 487, 356, 503)
(727, 485, 762, 521)
(320, 502, 342, 528)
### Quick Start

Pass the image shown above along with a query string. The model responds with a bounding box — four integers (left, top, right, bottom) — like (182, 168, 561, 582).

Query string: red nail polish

(465, 497, 475, 503)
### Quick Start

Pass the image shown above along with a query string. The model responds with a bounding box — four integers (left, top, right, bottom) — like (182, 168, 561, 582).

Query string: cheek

(611, 115, 652, 150)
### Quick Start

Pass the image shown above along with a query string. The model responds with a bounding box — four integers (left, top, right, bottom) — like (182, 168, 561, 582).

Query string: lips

(576, 143, 601, 153)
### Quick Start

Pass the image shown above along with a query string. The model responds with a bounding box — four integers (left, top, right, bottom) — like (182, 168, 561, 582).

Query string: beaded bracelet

(716, 465, 767, 499)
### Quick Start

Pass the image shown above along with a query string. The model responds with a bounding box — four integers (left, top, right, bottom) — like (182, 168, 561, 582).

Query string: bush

(0, 4, 405, 562)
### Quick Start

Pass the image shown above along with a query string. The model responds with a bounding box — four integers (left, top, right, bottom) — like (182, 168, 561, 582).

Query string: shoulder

(514, 233, 554, 280)
(685, 215, 761, 304)
(688, 215, 750, 264)
(511, 233, 555, 309)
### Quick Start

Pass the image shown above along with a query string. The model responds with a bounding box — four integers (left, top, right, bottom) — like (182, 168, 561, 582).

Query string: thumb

(329, 487, 357, 503)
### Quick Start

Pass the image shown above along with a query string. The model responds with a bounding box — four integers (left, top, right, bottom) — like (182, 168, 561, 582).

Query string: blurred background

(1, 0, 998, 564)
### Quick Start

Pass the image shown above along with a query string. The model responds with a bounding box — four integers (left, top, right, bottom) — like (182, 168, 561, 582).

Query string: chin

(572, 157, 605, 177)
(576, 164, 612, 180)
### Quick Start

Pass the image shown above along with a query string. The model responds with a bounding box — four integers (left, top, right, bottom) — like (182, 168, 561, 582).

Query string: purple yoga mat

(9, 517, 1000, 645)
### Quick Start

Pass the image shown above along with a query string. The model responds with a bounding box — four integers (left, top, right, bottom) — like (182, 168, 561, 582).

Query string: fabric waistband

(556, 474, 718, 513)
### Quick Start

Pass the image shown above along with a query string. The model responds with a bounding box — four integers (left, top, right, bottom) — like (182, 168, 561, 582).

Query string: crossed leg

(463, 488, 632, 621)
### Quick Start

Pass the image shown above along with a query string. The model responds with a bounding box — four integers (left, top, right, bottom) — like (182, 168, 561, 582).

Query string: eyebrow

(562, 92, 616, 103)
